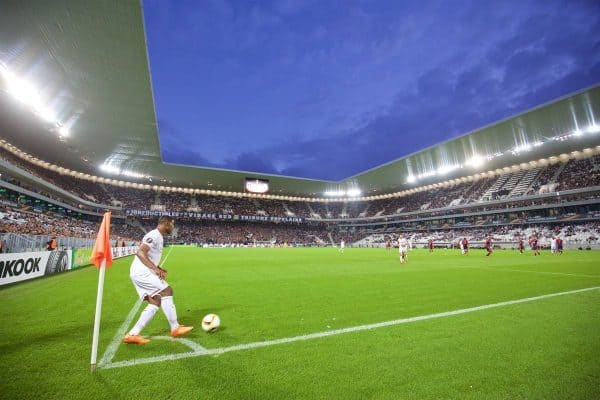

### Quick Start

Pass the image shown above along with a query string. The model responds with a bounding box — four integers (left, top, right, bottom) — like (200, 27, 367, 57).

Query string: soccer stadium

(1, 1, 599, 399)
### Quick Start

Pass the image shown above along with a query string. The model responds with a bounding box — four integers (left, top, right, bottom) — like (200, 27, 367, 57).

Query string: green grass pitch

(1, 247, 599, 399)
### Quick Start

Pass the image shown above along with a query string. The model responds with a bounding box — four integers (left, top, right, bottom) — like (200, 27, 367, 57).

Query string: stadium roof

(1, 0, 599, 197)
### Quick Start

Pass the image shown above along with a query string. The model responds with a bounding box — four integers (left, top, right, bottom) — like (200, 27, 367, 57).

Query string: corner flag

(90, 211, 113, 269)
(90, 211, 112, 372)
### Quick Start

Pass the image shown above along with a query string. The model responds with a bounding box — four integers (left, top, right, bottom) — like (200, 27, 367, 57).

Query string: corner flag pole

(89, 211, 113, 372)
(90, 259, 106, 372)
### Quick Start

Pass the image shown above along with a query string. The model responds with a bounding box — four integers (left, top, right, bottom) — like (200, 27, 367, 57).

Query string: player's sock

(128, 304, 159, 336)
(160, 296, 180, 331)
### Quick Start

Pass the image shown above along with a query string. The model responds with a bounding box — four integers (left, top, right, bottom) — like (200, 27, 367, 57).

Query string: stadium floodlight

(346, 189, 362, 197)
(7, 76, 41, 106)
(122, 170, 144, 178)
(37, 107, 56, 123)
(586, 125, 600, 133)
(58, 126, 69, 136)
(324, 190, 345, 197)
(466, 156, 484, 168)
(406, 175, 417, 183)
(437, 164, 460, 175)
(99, 164, 120, 175)
(573, 129, 583, 136)
(417, 171, 436, 179)
(512, 144, 532, 154)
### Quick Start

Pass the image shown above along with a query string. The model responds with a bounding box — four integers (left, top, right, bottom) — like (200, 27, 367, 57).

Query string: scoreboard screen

(244, 178, 269, 194)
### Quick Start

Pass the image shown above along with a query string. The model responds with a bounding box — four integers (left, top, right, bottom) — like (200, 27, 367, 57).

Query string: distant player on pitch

(517, 237, 524, 254)
(461, 237, 469, 255)
(556, 236, 563, 254)
(123, 216, 193, 345)
(398, 234, 408, 264)
(529, 233, 540, 256)
(339, 239, 345, 253)
(485, 235, 493, 256)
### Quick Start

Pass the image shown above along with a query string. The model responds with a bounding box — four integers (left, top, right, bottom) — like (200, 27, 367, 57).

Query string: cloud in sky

(143, 0, 600, 181)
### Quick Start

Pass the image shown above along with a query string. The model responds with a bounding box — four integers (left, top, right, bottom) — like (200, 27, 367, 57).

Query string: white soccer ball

(201, 313, 220, 332)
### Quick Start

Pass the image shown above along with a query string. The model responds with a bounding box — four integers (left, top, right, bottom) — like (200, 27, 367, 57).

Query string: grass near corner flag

(90, 211, 113, 269)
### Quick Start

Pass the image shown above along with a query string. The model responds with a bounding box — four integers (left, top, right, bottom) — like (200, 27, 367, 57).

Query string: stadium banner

(111, 246, 138, 259)
(72, 248, 93, 269)
(73, 246, 138, 269)
(0, 250, 72, 286)
(125, 209, 304, 223)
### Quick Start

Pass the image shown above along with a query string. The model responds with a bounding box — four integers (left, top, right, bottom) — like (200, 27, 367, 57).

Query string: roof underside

(1, 0, 599, 197)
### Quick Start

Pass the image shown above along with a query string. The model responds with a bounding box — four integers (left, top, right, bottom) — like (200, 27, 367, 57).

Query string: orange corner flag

(90, 211, 113, 269)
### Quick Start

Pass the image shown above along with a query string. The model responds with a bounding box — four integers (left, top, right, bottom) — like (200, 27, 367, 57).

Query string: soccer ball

(201, 313, 220, 332)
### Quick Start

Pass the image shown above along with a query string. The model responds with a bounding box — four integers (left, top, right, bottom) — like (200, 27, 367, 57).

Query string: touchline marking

(100, 286, 600, 370)
(456, 265, 600, 279)
(98, 246, 175, 368)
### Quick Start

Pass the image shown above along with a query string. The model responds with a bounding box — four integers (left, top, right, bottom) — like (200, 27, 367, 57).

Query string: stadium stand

(1, 140, 599, 249)
(352, 222, 600, 248)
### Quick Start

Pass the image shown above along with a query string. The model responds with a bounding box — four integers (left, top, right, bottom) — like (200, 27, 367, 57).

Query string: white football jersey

(130, 229, 163, 275)
(398, 238, 408, 247)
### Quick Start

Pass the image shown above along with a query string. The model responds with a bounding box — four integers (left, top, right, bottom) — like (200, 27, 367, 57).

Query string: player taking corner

(123, 216, 193, 345)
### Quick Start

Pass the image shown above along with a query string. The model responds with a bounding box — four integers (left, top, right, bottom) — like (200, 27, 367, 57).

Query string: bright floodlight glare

(58, 126, 69, 136)
(513, 144, 532, 153)
(467, 156, 484, 168)
(7, 76, 41, 106)
(325, 190, 345, 197)
(38, 107, 55, 123)
(417, 171, 436, 179)
(347, 189, 362, 197)
(437, 165, 459, 175)
(122, 170, 143, 178)
(406, 175, 416, 183)
(586, 125, 600, 133)
(573, 129, 583, 136)
(100, 164, 120, 174)
(0, 65, 14, 81)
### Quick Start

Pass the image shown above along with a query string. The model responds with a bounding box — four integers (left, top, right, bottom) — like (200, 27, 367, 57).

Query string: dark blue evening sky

(143, 0, 600, 181)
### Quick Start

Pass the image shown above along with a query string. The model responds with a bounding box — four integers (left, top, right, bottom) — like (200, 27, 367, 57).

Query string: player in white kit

(339, 240, 345, 253)
(398, 235, 408, 264)
(123, 216, 193, 345)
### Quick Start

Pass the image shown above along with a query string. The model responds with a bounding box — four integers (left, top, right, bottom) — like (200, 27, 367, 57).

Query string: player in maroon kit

(461, 238, 469, 255)
(428, 239, 434, 253)
(556, 237, 563, 254)
(529, 234, 540, 256)
(485, 236, 493, 256)
(517, 238, 524, 254)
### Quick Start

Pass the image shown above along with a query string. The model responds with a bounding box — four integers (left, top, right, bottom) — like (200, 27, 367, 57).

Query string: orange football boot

(123, 335, 150, 345)
(171, 325, 194, 337)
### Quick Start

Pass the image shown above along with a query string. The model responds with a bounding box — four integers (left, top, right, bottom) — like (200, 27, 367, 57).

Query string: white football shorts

(130, 269, 169, 300)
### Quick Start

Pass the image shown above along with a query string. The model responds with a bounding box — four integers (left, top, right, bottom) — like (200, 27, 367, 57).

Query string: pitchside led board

(245, 178, 269, 194)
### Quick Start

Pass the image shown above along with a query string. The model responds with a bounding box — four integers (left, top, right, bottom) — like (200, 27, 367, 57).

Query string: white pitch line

(98, 297, 143, 367)
(456, 265, 600, 279)
(101, 286, 600, 370)
(98, 246, 175, 368)
(151, 336, 208, 353)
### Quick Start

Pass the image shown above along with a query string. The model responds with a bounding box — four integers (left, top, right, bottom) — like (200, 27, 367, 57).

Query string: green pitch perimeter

(1, 247, 599, 399)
